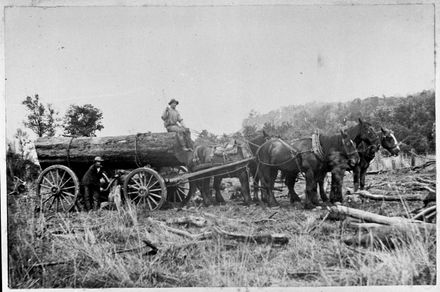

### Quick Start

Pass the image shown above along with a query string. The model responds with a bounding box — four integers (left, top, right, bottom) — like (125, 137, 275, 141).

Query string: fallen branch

(148, 217, 289, 245)
(366, 169, 386, 175)
(253, 212, 278, 224)
(287, 271, 320, 280)
(164, 224, 212, 241)
(212, 226, 289, 245)
(113, 239, 158, 256)
(402, 181, 436, 193)
(415, 176, 436, 185)
(328, 205, 436, 232)
(354, 189, 426, 201)
(343, 228, 407, 249)
(411, 160, 436, 171)
(343, 220, 436, 249)
(412, 205, 437, 221)
(425, 211, 436, 221)
(166, 215, 208, 228)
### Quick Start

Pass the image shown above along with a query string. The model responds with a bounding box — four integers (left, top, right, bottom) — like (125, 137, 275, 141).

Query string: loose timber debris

(412, 205, 437, 221)
(354, 189, 430, 202)
(329, 205, 436, 249)
(328, 205, 435, 231)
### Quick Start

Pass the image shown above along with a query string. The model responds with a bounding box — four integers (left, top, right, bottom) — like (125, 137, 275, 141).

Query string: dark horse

(310, 119, 381, 203)
(256, 130, 359, 208)
(187, 139, 253, 206)
(246, 131, 272, 202)
(351, 127, 400, 191)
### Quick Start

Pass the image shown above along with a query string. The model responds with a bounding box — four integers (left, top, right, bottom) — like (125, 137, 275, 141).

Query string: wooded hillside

(242, 90, 435, 154)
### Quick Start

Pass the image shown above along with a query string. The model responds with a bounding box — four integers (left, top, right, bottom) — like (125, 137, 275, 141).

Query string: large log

(34, 132, 191, 173)
(328, 205, 436, 232)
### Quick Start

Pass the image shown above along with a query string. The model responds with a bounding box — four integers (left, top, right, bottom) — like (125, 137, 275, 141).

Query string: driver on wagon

(161, 98, 193, 151)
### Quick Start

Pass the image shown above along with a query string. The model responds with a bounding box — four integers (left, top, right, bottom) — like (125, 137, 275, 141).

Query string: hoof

(304, 202, 316, 210)
(267, 201, 279, 208)
(320, 201, 332, 208)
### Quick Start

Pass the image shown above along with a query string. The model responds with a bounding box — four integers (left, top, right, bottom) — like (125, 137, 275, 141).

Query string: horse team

(188, 119, 400, 209)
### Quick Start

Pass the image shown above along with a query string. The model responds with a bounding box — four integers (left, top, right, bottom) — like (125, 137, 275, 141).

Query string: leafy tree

(14, 128, 32, 160)
(194, 129, 219, 146)
(241, 89, 435, 154)
(6, 141, 40, 187)
(22, 94, 59, 137)
(63, 104, 104, 137)
(242, 125, 258, 139)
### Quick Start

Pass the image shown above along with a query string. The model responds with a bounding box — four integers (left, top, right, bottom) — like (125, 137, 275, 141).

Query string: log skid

(34, 132, 190, 172)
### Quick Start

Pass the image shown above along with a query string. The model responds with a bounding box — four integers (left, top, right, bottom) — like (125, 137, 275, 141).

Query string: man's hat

(94, 156, 104, 162)
(168, 98, 179, 105)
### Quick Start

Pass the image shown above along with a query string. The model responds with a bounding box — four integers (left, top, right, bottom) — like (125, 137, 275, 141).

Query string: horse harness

(256, 138, 308, 172)
(311, 133, 325, 161)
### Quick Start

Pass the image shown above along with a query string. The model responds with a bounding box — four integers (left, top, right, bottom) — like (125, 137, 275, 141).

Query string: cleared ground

(7, 163, 436, 288)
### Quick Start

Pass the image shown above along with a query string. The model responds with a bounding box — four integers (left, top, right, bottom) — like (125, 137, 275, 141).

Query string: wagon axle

(138, 186, 150, 197)
(51, 186, 62, 195)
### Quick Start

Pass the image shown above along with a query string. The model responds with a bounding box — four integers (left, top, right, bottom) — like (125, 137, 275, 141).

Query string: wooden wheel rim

(163, 166, 191, 204)
(123, 167, 167, 211)
(36, 165, 79, 214)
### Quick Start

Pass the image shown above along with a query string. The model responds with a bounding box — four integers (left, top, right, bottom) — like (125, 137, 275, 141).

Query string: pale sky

(5, 4, 435, 139)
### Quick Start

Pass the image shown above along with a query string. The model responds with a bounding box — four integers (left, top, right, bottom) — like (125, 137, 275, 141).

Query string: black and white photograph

(1, 0, 437, 290)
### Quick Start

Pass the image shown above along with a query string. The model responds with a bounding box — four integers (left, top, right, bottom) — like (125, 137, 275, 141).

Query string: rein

(255, 138, 308, 167)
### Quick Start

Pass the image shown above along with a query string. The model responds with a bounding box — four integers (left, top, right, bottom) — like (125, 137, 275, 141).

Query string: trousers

(166, 125, 191, 148)
(83, 185, 100, 211)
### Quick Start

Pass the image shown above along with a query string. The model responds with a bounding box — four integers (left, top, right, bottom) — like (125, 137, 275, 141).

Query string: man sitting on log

(161, 98, 193, 151)
(81, 156, 109, 211)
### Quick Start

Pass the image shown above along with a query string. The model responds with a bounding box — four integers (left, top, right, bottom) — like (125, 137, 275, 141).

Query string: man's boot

(92, 190, 100, 211)
(83, 187, 92, 211)
(93, 199, 100, 211)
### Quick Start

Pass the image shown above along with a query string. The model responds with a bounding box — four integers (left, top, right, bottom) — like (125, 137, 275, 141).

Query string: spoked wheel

(162, 166, 191, 205)
(36, 165, 79, 215)
(123, 167, 167, 211)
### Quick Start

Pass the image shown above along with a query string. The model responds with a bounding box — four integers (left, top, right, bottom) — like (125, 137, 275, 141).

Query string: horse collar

(312, 133, 325, 161)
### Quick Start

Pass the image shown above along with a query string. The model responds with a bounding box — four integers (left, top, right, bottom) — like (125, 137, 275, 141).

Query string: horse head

(352, 118, 380, 147)
(380, 127, 400, 156)
(248, 130, 272, 155)
(340, 129, 360, 168)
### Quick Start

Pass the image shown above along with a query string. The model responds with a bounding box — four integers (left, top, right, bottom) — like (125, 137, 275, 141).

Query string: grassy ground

(6, 166, 436, 288)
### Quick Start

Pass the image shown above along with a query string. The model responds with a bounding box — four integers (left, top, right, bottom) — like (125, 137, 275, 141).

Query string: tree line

(241, 90, 435, 154)
(7, 94, 105, 187)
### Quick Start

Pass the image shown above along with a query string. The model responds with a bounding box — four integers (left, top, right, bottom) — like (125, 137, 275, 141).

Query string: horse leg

(213, 176, 226, 205)
(304, 169, 318, 209)
(239, 170, 251, 205)
(258, 166, 277, 207)
(359, 165, 368, 190)
(266, 168, 279, 207)
(353, 164, 360, 192)
(252, 175, 260, 203)
(200, 178, 213, 206)
(317, 172, 329, 203)
(285, 172, 301, 203)
(330, 170, 344, 203)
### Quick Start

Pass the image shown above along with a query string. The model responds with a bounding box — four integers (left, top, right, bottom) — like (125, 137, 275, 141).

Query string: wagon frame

(34, 132, 253, 215)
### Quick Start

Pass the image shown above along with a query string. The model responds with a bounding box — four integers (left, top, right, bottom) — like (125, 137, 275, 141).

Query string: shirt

(81, 164, 106, 187)
(161, 107, 183, 127)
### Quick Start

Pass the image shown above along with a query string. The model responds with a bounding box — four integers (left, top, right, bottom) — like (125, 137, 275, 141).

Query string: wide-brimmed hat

(168, 98, 179, 105)
(94, 156, 104, 162)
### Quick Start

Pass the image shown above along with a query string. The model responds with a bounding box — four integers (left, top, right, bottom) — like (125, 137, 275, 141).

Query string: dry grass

(6, 167, 437, 288)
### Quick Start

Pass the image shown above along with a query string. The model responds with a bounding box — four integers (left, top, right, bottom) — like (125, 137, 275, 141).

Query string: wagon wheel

(162, 166, 192, 205)
(36, 165, 79, 214)
(123, 167, 167, 211)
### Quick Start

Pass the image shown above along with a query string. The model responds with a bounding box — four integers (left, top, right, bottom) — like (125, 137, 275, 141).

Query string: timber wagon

(34, 132, 252, 214)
